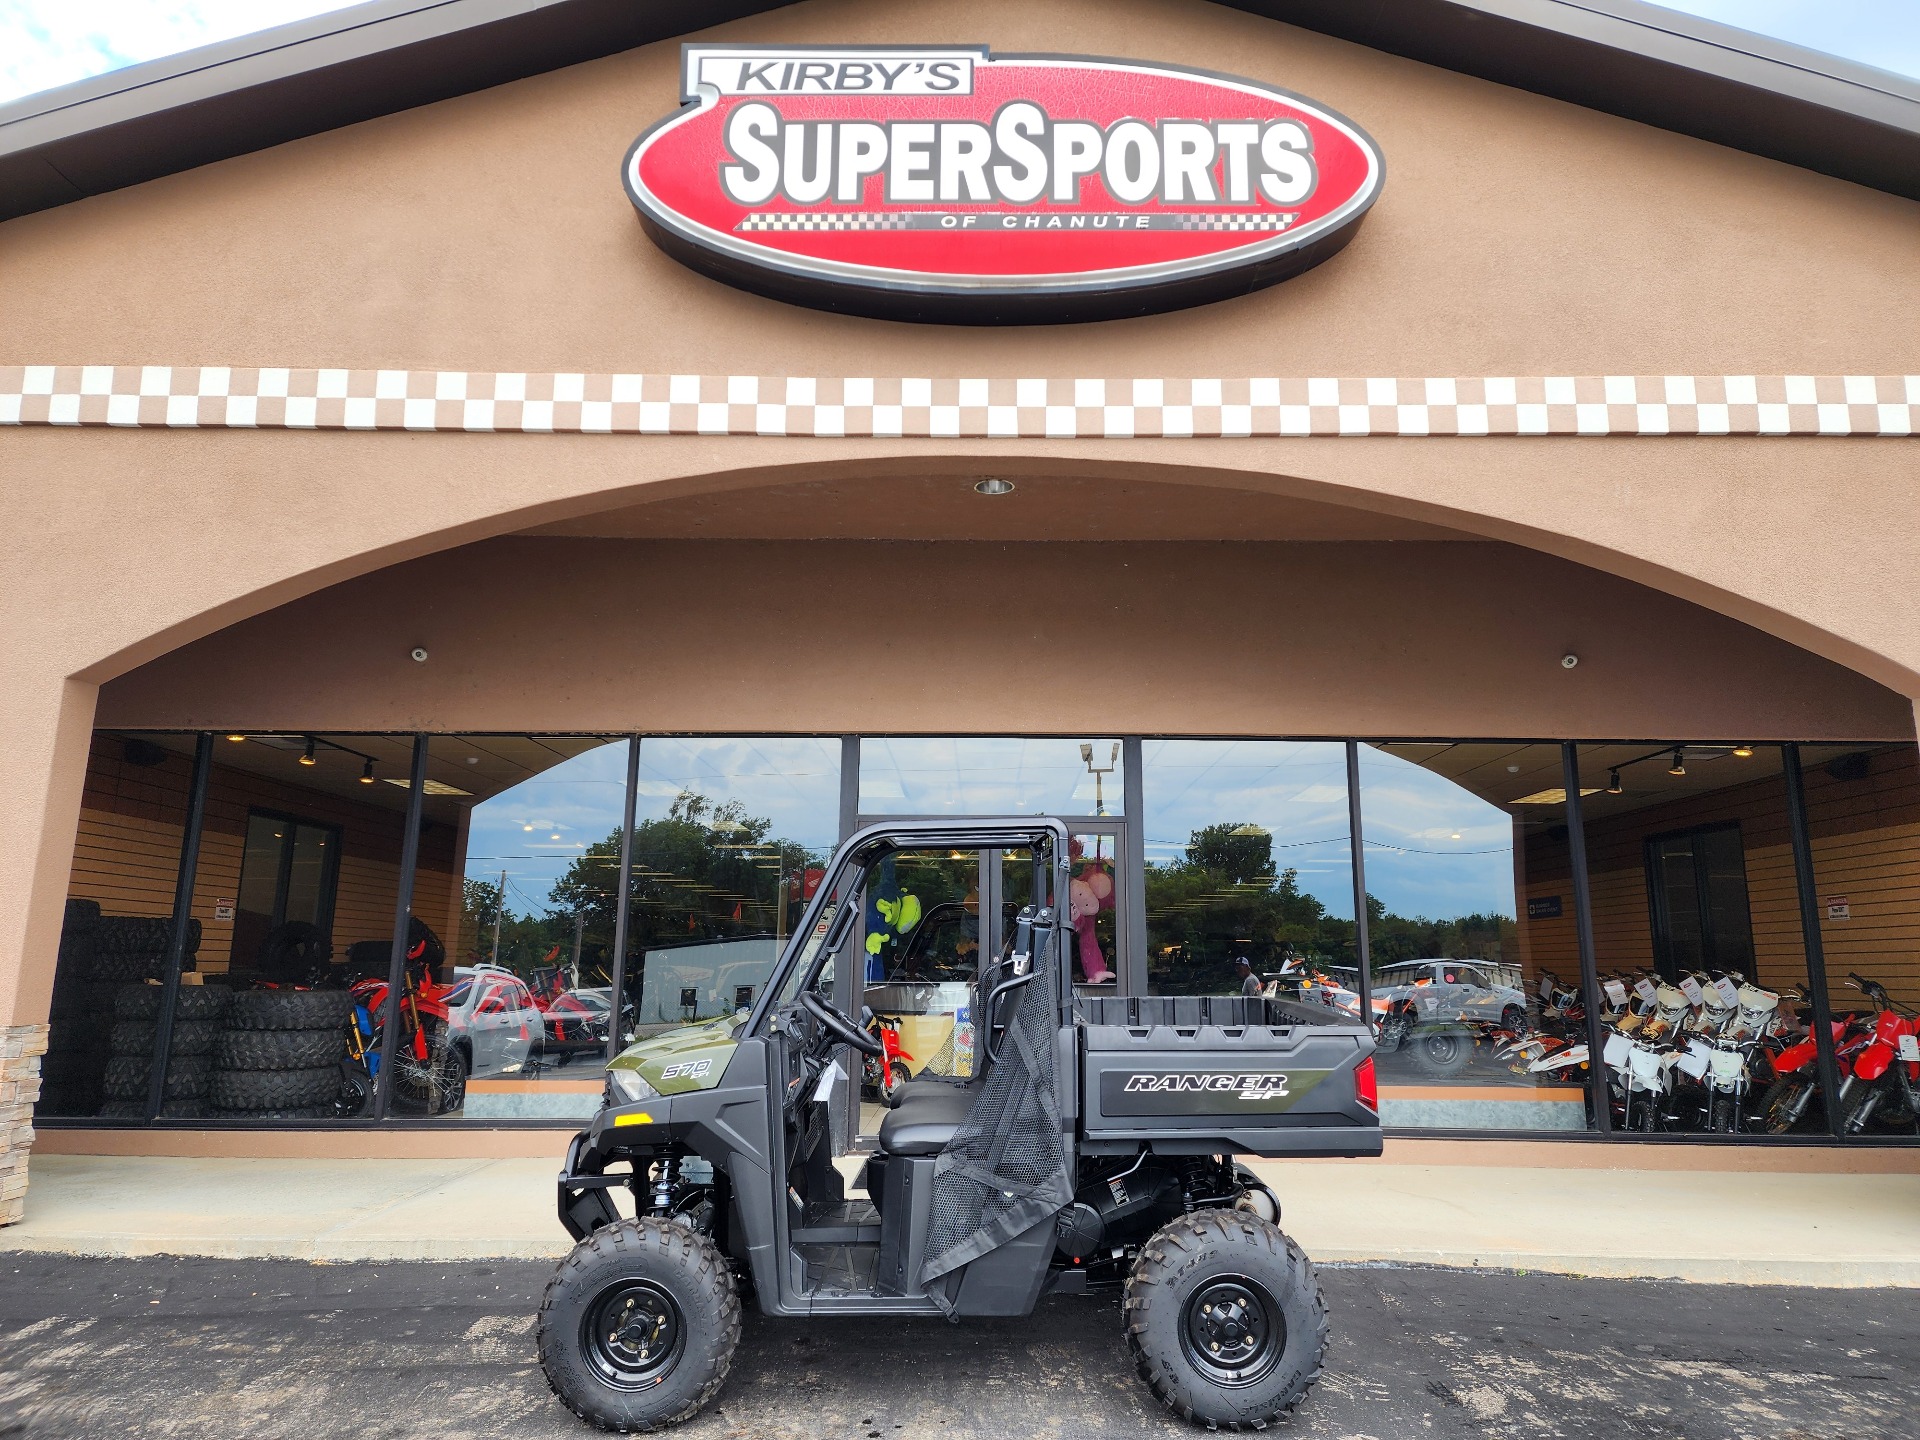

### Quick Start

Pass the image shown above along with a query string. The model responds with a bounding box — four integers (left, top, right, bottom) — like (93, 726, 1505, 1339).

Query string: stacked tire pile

(39, 904, 203, 1116)
(40, 900, 111, 1115)
(211, 989, 354, 1119)
(100, 983, 232, 1119)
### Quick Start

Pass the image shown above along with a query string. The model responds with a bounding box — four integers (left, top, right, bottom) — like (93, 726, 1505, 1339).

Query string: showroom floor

(6, 1152, 1919, 1285)
(2, 1253, 1914, 1440)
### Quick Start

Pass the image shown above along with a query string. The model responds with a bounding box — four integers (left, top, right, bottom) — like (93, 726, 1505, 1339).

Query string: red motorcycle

(337, 934, 459, 1116)
(862, 1010, 914, 1107)
(1760, 996, 1875, 1134)
(1836, 973, 1919, 1135)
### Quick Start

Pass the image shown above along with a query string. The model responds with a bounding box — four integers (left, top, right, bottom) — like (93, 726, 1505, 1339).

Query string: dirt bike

(1760, 1011, 1874, 1134)
(1833, 973, 1920, 1136)
(335, 939, 460, 1116)
(860, 1009, 913, 1106)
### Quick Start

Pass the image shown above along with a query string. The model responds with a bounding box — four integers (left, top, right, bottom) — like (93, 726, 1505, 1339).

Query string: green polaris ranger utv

(539, 819, 1381, 1432)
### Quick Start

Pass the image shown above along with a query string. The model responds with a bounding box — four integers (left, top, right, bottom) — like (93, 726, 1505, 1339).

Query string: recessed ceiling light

(974, 478, 1015, 496)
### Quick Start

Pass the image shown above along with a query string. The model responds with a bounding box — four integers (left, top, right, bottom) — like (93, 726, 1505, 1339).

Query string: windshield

(629, 936, 782, 1036)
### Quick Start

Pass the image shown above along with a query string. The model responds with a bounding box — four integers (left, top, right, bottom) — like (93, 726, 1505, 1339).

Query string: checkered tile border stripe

(2, 368, 1914, 437)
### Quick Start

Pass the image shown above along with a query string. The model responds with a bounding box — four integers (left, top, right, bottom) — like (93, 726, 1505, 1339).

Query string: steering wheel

(801, 990, 883, 1057)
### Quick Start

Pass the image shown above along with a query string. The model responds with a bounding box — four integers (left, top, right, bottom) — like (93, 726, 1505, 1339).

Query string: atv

(539, 819, 1381, 1431)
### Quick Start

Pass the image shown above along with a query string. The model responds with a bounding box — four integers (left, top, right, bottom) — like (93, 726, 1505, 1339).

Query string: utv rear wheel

(1124, 1209, 1328, 1431)
(539, 1217, 740, 1432)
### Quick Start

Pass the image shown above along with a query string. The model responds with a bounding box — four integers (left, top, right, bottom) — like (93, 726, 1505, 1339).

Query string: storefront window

(37, 733, 196, 1121)
(1358, 743, 1591, 1133)
(859, 737, 1125, 816)
(620, 737, 841, 1039)
(1142, 741, 1353, 996)
(420, 736, 629, 1121)
(1573, 743, 1832, 1137)
(1798, 743, 1920, 1139)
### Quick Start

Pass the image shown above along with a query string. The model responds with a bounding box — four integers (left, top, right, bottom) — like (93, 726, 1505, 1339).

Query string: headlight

(605, 1068, 658, 1106)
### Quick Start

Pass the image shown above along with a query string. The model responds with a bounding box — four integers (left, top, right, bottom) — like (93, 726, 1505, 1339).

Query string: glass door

(992, 828, 1125, 991)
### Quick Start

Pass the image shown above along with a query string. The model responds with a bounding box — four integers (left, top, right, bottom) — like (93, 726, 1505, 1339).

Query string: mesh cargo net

(920, 931, 1074, 1306)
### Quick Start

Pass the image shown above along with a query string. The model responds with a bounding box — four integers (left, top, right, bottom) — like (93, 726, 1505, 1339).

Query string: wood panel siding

(64, 735, 457, 976)
(1522, 745, 1920, 1013)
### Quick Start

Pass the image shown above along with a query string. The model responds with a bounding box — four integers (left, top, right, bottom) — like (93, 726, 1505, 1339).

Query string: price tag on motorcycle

(1603, 1032, 1631, 1068)
(1634, 979, 1658, 1005)
(1900, 1034, 1919, 1062)
(1679, 976, 1705, 1006)
(1712, 976, 1740, 1007)
(1603, 980, 1628, 1008)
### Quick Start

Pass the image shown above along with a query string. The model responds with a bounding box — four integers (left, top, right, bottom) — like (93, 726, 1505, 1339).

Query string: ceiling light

(360, 759, 376, 785)
(1607, 769, 1623, 795)
(523, 823, 534, 832)
(974, 477, 1015, 496)
(226, 734, 247, 743)
(1669, 751, 1687, 777)
(299, 738, 317, 767)
(1512, 787, 1601, 805)
(1732, 744, 1754, 758)
(381, 777, 472, 796)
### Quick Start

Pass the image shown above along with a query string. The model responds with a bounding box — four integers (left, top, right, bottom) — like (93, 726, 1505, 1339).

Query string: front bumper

(555, 1099, 674, 1240)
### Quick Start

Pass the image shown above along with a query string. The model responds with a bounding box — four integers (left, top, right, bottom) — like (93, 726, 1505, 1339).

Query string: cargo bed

(1075, 994, 1382, 1158)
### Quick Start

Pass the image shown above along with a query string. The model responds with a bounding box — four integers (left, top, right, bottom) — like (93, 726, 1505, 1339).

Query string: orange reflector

(1354, 1056, 1379, 1114)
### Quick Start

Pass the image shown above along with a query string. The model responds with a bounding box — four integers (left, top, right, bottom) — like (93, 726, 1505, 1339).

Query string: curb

(1311, 1247, 1920, 1287)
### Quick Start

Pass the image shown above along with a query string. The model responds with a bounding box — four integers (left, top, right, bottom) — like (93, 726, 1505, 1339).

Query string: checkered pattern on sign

(735, 214, 910, 231)
(0, 368, 1913, 438)
(1175, 213, 1298, 230)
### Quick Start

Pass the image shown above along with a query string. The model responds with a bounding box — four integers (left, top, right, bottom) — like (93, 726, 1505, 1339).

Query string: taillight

(1355, 1055, 1379, 1114)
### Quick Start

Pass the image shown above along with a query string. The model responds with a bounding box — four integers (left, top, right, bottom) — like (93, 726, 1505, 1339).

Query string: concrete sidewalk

(6, 1152, 1918, 1285)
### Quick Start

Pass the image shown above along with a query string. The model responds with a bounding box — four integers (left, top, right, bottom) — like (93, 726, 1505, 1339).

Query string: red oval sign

(624, 46, 1384, 324)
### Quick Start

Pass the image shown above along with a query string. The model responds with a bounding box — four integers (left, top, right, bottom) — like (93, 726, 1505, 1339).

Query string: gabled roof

(2, 0, 1916, 224)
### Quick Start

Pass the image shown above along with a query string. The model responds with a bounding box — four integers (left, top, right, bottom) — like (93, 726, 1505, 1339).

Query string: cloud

(0, 1, 360, 107)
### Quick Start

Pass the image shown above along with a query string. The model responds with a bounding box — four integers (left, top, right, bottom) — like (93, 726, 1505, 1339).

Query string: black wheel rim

(582, 1280, 686, 1392)
(1423, 1033, 1462, 1064)
(1180, 1276, 1284, 1388)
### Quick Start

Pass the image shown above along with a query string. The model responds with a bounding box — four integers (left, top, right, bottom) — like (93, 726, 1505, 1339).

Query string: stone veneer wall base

(1, 1024, 49, 1226)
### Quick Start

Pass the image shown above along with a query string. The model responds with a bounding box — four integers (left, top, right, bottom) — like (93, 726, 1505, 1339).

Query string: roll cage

(744, 817, 1076, 1040)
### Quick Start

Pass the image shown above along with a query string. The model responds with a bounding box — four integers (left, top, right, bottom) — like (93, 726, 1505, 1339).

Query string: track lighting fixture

(360, 758, 376, 784)
(1668, 750, 1686, 777)
(1607, 769, 1623, 795)
(299, 738, 317, 767)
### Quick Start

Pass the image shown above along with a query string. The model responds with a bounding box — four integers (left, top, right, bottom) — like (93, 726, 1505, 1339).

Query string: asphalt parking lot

(1, 1255, 1914, 1440)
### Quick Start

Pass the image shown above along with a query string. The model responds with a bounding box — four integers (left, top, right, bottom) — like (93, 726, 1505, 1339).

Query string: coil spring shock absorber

(649, 1155, 679, 1216)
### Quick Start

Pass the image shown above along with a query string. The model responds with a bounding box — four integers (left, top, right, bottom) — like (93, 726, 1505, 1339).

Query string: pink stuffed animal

(1069, 866, 1115, 984)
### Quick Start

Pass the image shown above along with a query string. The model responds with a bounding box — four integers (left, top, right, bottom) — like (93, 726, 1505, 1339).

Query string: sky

(1, 0, 1917, 107)
(457, 737, 1520, 935)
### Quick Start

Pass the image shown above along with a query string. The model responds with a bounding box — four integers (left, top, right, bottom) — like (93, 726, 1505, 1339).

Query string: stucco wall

(2, 0, 1917, 1032)
(96, 537, 1915, 741)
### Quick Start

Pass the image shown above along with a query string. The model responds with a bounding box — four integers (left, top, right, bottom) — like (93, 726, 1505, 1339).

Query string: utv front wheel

(1124, 1210, 1328, 1430)
(539, 1218, 740, 1432)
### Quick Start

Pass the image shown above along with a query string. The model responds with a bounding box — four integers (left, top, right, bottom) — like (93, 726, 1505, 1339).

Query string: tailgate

(1077, 995, 1382, 1158)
